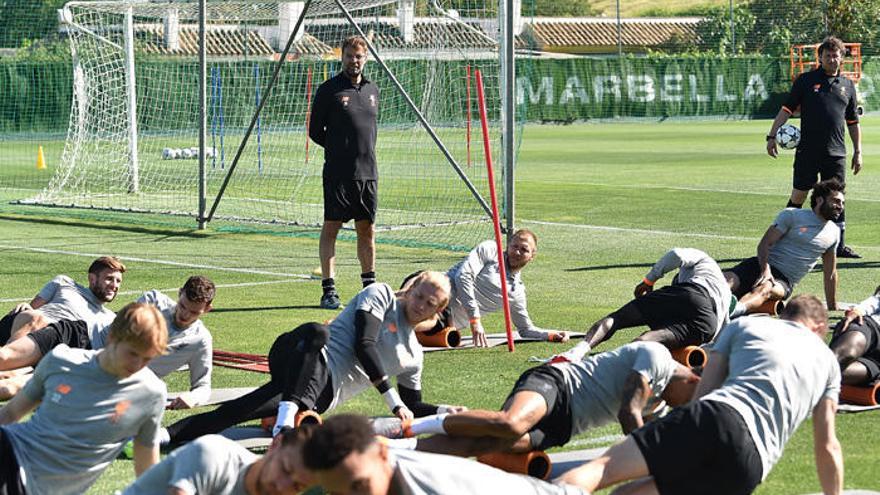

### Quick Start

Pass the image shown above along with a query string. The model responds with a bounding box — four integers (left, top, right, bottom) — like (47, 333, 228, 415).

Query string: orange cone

(36, 146, 46, 170)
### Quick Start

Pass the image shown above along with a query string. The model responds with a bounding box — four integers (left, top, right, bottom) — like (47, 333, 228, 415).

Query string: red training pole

(475, 69, 514, 352)
(304, 66, 313, 163)
(465, 64, 472, 167)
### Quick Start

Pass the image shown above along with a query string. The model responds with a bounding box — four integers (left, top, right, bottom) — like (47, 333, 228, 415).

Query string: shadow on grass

(0, 214, 209, 239)
(566, 258, 745, 272)
(211, 305, 324, 313)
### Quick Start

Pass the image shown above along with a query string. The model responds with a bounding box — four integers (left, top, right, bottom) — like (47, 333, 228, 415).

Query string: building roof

(520, 17, 702, 53)
(136, 25, 333, 58)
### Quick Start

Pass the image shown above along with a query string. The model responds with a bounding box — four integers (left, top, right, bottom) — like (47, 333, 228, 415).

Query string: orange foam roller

(416, 327, 461, 348)
(477, 451, 551, 480)
(753, 299, 785, 316)
(671, 346, 708, 369)
(840, 383, 880, 406)
(260, 410, 323, 432)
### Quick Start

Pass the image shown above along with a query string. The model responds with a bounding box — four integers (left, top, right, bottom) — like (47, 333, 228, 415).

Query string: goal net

(27, 0, 507, 250)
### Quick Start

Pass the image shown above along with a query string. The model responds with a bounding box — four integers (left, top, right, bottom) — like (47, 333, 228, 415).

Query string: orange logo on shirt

(799, 227, 808, 233)
(55, 384, 72, 395)
(813, 83, 821, 92)
(388, 323, 398, 333)
(340, 96, 350, 107)
(110, 400, 131, 424)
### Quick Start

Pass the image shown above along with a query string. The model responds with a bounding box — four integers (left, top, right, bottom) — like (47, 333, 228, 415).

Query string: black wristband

(766, 135, 776, 141)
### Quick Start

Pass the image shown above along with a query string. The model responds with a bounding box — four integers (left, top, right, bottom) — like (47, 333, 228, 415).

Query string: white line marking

(0, 244, 314, 279)
(521, 220, 756, 241)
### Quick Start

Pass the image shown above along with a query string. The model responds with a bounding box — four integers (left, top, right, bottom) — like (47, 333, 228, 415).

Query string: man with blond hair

(0, 256, 125, 344)
(165, 271, 462, 446)
(0, 302, 167, 495)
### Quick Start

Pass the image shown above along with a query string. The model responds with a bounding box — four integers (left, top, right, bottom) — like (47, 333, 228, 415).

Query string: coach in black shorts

(766, 35, 862, 258)
(309, 35, 380, 309)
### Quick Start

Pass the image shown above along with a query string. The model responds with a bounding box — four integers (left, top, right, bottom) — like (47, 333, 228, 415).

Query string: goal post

(26, 0, 517, 250)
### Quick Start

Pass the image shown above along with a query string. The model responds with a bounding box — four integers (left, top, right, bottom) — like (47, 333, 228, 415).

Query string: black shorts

(630, 282, 717, 346)
(0, 314, 14, 346)
(0, 428, 25, 495)
(830, 318, 880, 381)
(323, 178, 378, 223)
(792, 151, 846, 191)
(726, 257, 793, 299)
(631, 400, 763, 495)
(26, 319, 91, 357)
(503, 365, 572, 450)
(268, 323, 333, 411)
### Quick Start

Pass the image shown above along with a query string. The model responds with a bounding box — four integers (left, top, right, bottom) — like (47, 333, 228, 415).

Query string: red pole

(304, 66, 313, 163)
(465, 64, 472, 167)
(474, 69, 514, 352)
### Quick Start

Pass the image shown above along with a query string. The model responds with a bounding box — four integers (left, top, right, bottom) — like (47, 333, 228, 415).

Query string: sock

(322, 278, 336, 294)
(274, 401, 300, 436)
(786, 199, 803, 208)
(383, 437, 418, 450)
(558, 340, 591, 362)
(157, 427, 171, 446)
(408, 413, 449, 436)
(730, 302, 749, 318)
(361, 271, 376, 288)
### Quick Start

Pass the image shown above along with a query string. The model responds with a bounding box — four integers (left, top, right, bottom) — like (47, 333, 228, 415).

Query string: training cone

(36, 146, 46, 170)
(477, 451, 552, 480)
(671, 346, 708, 369)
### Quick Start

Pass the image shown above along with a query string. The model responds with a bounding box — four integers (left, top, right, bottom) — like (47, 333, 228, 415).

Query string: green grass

(590, 0, 726, 17)
(0, 118, 879, 493)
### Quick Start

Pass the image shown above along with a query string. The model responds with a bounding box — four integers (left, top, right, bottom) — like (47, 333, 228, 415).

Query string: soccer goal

(25, 0, 516, 249)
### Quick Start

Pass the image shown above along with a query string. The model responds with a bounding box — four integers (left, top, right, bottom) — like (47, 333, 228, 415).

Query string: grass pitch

(0, 118, 878, 493)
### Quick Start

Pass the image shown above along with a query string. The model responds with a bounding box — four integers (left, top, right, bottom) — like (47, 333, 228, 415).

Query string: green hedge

(1, 56, 877, 133)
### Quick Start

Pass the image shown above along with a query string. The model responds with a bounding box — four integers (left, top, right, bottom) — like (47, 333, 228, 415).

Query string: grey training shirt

(703, 316, 840, 480)
(552, 341, 679, 435)
(124, 435, 256, 495)
(137, 290, 213, 405)
(3, 345, 166, 495)
(768, 208, 839, 285)
(324, 283, 423, 410)
(35, 274, 115, 342)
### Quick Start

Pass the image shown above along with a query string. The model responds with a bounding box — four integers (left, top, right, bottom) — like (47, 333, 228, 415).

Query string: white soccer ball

(162, 148, 173, 160)
(776, 124, 801, 150)
(182, 148, 194, 159)
(168, 148, 181, 159)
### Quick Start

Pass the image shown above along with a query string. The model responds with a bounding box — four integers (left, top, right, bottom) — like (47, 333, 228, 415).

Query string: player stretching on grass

(0, 277, 215, 406)
(386, 342, 698, 458)
(124, 427, 316, 495)
(558, 295, 843, 495)
(767, 36, 862, 259)
(725, 178, 843, 315)
(0, 256, 124, 344)
(409, 229, 568, 347)
(829, 286, 880, 387)
(163, 271, 464, 446)
(304, 414, 589, 495)
(0, 303, 167, 495)
(562, 248, 732, 359)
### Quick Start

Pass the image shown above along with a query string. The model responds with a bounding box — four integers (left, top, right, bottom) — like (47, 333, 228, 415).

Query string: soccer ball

(182, 148, 194, 159)
(776, 124, 800, 150)
(162, 148, 173, 160)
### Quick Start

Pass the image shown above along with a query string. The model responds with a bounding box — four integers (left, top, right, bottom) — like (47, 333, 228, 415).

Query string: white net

(29, 0, 506, 249)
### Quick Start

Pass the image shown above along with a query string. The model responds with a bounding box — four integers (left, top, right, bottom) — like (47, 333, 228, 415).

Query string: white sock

(158, 427, 171, 446)
(564, 340, 591, 361)
(730, 302, 748, 318)
(274, 401, 299, 436)
(408, 413, 449, 436)
(384, 437, 419, 450)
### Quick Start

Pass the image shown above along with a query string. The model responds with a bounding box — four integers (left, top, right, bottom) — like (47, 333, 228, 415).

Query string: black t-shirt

(783, 68, 858, 157)
(308, 73, 379, 180)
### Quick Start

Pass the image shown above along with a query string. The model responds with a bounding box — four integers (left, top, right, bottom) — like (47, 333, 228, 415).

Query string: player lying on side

(304, 414, 588, 495)
(383, 342, 698, 459)
(0, 277, 215, 408)
(0, 256, 123, 344)
(724, 179, 843, 315)
(558, 295, 843, 495)
(163, 271, 464, 446)
(124, 427, 316, 495)
(407, 229, 569, 347)
(0, 303, 167, 495)
(830, 285, 880, 387)
(563, 248, 733, 359)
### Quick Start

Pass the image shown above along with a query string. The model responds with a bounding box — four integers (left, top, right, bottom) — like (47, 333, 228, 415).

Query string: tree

(0, 0, 66, 48)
